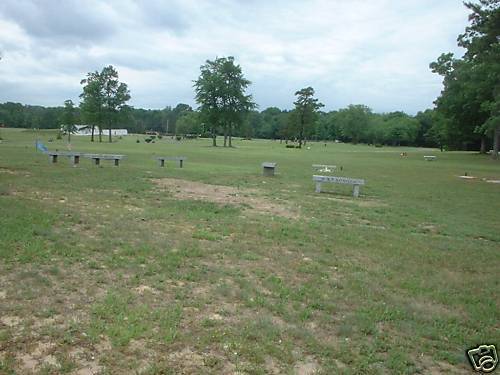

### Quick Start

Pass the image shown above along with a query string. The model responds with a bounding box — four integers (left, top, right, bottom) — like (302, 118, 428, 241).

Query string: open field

(0, 128, 499, 374)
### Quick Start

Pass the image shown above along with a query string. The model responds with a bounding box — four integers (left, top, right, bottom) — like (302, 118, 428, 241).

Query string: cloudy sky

(0, 0, 469, 114)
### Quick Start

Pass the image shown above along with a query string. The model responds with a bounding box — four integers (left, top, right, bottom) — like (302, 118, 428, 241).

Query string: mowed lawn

(0, 128, 499, 374)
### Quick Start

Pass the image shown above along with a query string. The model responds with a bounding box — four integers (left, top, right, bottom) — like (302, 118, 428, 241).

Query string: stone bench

(86, 154, 125, 166)
(157, 156, 187, 168)
(313, 175, 365, 197)
(424, 155, 436, 161)
(312, 164, 337, 173)
(47, 152, 84, 165)
(262, 162, 277, 176)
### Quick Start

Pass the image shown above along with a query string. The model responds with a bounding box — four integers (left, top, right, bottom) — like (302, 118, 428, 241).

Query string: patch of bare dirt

(95, 337, 112, 352)
(153, 178, 298, 218)
(418, 223, 440, 235)
(265, 356, 282, 374)
(18, 353, 38, 371)
(133, 285, 159, 295)
(69, 346, 104, 375)
(168, 347, 205, 371)
(33, 316, 59, 329)
(15, 342, 59, 372)
(1, 316, 21, 327)
(294, 356, 319, 374)
(418, 355, 469, 374)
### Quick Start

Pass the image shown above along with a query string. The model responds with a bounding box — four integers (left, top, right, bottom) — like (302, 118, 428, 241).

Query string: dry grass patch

(153, 178, 298, 218)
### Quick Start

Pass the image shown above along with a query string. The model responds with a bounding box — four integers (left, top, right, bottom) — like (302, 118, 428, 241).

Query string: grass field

(0, 128, 499, 374)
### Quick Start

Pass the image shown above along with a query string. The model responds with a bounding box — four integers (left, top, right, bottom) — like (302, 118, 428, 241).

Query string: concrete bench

(157, 156, 187, 168)
(262, 162, 277, 176)
(86, 154, 125, 166)
(47, 152, 84, 165)
(424, 155, 436, 161)
(312, 164, 337, 173)
(313, 175, 365, 197)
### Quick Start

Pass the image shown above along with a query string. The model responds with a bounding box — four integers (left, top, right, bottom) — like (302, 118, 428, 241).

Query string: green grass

(0, 128, 499, 373)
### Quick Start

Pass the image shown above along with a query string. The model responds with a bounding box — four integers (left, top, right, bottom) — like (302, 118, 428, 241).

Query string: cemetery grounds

(0, 128, 499, 374)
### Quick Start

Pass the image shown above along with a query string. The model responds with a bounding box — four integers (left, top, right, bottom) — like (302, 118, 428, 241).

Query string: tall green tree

(292, 87, 323, 148)
(431, 0, 500, 157)
(80, 66, 130, 143)
(60, 99, 77, 143)
(384, 113, 420, 146)
(101, 66, 131, 143)
(176, 111, 200, 135)
(80, 72, 104, 142)
(334, 104, 371, 144)
(194, 57, 255, 147)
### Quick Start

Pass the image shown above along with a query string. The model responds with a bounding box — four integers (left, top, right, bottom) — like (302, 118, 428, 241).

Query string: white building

(70, 125, 128, 136)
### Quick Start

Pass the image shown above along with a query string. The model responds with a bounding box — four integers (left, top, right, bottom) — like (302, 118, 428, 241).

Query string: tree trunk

(108, 127, 112, 143)
(91, 125, 95, 142)
(99, 127, 102, 143)
(68, 132, 71, 143)
(492, 126, 500, 160)
(223, 124, 228, 147)
(480, 136, 487, 154)
(298, 112, 305, 148)
(212, 128, 217, 147)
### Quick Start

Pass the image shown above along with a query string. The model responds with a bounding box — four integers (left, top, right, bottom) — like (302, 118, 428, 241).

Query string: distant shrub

(176, 136, 182, 141)
(145, 138, 152, 143)
(136, 139, 140, 143)
(157, 135, 163, 139)
(56, 133, 62, 140)
(375, 143, 383, 148)
(150, 135, 156, 140)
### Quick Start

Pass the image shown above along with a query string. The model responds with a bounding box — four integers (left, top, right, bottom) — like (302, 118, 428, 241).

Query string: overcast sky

(0, 0, 470, 114)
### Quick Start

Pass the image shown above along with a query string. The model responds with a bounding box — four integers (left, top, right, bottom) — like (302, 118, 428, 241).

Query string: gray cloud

(0, 0, 117, 46)
(0, 0, 470, 114)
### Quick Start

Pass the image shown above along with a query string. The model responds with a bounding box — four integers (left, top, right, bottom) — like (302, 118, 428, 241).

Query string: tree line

(0, 98, 446, 147)
(0, 100, 195, 137)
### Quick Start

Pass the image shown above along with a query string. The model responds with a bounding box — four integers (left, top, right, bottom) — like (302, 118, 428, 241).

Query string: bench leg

(179, 160, 183, 168)
(160, 159, 165, 167)
(94, 158, 100, 166)
(315, 182, 322, 193)
(263, 167, 274, 176)
(51, 155, 58, 163)
(114, 159, 119, 166)
(73, 155, 80, 165)
(353, 185, 360, 198)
